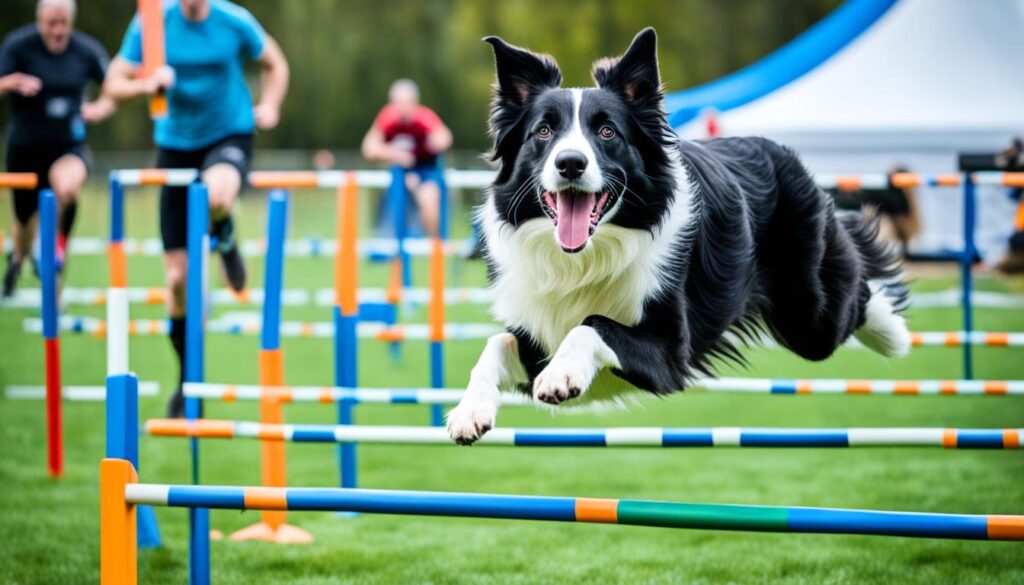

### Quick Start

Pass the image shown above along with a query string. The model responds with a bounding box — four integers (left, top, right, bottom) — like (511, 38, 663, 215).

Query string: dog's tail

(838, 211, 912, 358)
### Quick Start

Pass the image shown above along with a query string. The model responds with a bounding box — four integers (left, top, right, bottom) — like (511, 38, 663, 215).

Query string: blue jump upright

(960, 176, 977, 379)
(185, 182, 210, 585)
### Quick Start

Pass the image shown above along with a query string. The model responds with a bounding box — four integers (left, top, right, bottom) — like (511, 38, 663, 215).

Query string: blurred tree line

(1, 0, 839, 152)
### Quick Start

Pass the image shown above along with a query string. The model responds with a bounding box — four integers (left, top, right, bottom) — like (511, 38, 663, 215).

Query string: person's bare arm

(0, 72, 42, 97)
(252, 36, 289, 130)
(102, 56, 171, 102)
(426, 123, 453, 155)
(81, 94, 117, 123)
(361, 126, 414, 167)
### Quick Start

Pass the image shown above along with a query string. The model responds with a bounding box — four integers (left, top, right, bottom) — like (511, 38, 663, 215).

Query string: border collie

(447, 28, 911, 444)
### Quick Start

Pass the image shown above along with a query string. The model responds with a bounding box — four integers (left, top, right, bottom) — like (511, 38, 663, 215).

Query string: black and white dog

(447, 28, 910, 444)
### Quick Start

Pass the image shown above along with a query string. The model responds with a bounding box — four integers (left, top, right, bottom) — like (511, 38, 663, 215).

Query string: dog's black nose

(555, 150, 588, 181)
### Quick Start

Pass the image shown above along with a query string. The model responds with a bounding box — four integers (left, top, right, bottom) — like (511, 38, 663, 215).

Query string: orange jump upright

(229, 190, 313, 544)
(100, 459, 138, 585)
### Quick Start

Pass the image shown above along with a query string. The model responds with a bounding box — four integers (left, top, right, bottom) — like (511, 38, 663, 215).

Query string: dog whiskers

(605, 172, 644, 210)
(505, 174, 541, 223)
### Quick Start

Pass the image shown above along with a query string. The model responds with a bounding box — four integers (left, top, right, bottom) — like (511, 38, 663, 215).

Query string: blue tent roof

(664, 0, 898, 128)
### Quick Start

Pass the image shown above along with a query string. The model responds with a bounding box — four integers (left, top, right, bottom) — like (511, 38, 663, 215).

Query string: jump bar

(144, 419, 1024, 449)
(122, 482, 1024, 541)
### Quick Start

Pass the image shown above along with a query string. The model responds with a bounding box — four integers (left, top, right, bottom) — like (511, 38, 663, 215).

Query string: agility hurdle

(180, 377, 1024, 404)
(175, 169, 476, 491)
(166, 172, 460, 568)
(102, 372, 1024, 585)
(174, 172, 443, 542)
(813, 171, 1024, 379)
(144, 419, 1024, 449)
(105, 167, 489, 341)
(0, 174, 64, 477)
(100, 461, 1024, 584)
(29, 316, 1024, 350)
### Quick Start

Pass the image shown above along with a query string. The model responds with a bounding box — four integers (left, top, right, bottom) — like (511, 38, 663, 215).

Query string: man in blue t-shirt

(1, 0, 117, 296)
(104, 0, 289, 417)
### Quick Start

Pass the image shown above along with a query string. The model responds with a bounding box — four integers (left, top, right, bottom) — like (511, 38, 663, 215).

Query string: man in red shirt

(361, 79, 452, 236)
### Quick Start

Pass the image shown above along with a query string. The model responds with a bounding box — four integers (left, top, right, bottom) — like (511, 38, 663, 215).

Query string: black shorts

(6, 142, 92, 224)
(156, 134, 253, 251)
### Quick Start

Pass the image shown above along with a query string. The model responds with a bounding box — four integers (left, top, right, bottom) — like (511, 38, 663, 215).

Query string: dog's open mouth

(541, 190, 613, 253)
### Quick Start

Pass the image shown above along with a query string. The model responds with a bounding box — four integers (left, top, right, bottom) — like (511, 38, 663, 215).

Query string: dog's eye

(599, 126, 616, 140)
(536, 125, 552, 140)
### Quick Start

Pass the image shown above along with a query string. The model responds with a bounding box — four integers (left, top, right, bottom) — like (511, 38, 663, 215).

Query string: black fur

(482, 28, 906, 397)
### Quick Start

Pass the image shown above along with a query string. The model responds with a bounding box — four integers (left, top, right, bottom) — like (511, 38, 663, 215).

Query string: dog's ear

(485, 36, 562, 108)
(592, 27, 662, 106)
(483, 37, 561, 177)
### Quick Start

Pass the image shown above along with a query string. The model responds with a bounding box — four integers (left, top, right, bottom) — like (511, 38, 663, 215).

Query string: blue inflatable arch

(664, 0, 899, 128)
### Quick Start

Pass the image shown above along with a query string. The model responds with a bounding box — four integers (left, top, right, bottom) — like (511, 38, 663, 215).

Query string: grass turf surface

(1, 185, 1023, 584)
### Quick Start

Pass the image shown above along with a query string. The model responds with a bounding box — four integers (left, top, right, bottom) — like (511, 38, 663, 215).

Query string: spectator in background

(1, 0, 116, 297)
(829, 166, 921, 255)
(994, 137, 1024, 274)
(361, 79, 452, 237)
(312, 148, 336, 171)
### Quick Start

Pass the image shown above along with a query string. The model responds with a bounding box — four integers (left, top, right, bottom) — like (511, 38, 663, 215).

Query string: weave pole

(185, 183, 210, 585)
(121, 483, 1024, 541)
(39, 189, 62, 477)
(144, 420, 1024, 449)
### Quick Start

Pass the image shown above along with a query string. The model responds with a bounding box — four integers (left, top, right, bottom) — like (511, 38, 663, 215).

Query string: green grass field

(1, 185, 1023, 584)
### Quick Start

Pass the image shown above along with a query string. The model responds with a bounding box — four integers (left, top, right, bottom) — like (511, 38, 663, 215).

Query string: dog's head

(485, 28, 677, 253)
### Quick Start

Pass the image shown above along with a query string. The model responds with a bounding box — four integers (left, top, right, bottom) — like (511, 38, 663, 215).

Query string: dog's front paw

(446, 401, 497, 445)
(533, 359, 588, 405)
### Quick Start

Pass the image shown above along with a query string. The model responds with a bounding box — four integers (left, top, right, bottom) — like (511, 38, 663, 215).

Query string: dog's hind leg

(758, 146, 893, 361)
(447, 332, 529, 445)
(759, 144, 910, 360)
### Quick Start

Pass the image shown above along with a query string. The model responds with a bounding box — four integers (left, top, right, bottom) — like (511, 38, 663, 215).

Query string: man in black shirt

(1, 0, 116, 296)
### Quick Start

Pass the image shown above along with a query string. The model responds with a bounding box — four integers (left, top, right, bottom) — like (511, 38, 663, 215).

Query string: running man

(362, 79, 453, 236)
(103, 0, 289, 417)
(1, 0, 116, 296)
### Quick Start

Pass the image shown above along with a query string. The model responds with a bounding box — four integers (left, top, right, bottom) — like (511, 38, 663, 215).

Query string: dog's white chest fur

(480, 159, 693, 356)
(483, 216, 658, 355)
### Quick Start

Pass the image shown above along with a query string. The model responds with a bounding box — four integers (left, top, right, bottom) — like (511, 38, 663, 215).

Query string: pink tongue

(555, 191, 596, 250)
